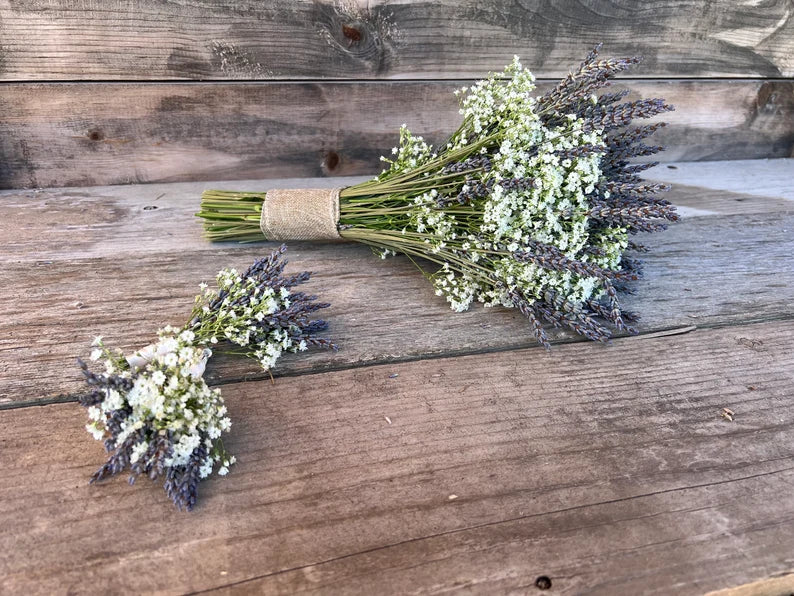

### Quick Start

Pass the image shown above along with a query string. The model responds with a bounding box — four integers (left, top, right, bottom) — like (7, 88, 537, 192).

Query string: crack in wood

(4, 313, 792, 412)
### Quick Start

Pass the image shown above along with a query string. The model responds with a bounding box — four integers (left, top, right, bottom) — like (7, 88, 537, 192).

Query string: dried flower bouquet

(198, 46, 676, 348)
(78, 246, 335, 510)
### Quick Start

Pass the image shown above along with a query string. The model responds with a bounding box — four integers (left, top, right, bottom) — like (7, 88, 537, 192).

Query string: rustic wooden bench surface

(1, 159, 793, 595)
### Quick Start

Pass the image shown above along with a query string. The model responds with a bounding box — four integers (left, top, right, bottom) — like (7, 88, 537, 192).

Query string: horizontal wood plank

(1, 321, 793, 594)
(0, 160, 794, 407)
(646, 159, 794, 203)
(1, 1, 793, 80)
(1, 161, 792, 406)
(1, 80, 793, 190)
(707, 574, 794, 596)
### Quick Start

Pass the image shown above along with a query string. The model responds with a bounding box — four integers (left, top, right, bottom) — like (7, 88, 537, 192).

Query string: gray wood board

(2, 320, 793, 594)
(646, 158, 794, 202)
(1, 1, 792, 80)
(706, 575, 794, 596)
(1, 162, 792, 406)
(1, 80, 793, 189)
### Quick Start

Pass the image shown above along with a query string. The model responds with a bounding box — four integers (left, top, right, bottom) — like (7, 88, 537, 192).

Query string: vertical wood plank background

(0, 0, 792, 188)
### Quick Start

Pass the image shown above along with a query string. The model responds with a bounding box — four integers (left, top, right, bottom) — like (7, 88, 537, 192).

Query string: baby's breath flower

(330, 49, 673, 347)
(78, 332, 232, 511)
(187, 245, 336, 372)
(199, 48, 675, 348)
(77, 246, 336, 510)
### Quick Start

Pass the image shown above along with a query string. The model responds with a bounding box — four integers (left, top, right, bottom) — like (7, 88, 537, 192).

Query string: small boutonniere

(78, 245, 335, 510)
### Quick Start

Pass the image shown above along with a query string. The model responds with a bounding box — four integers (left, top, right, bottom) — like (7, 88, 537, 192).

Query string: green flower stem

(197, 52, 674, 346)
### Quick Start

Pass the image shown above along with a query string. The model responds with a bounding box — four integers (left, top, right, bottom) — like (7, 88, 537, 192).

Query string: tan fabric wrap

(260, 188, 342, 241)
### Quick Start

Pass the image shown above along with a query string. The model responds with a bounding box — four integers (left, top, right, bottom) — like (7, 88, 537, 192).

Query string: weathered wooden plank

(647, 158, 794, 202)
(1, 1, 792, 80)
(1, 321, 793, 594)
(707, 574, 794, 596)
(1, 162, 792, 405)
(1, 79, 792, 189)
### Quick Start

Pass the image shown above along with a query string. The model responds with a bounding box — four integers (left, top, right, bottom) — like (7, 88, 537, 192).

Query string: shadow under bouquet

(198, 45, 677, 348)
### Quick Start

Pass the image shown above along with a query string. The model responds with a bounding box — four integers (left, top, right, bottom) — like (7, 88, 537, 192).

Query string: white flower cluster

(79, 248, 333, 509)
(388, 57, 627, 314)
(86, 333, 234, 479)
(194, 267, 309, 372)
(379, 124, 434, 174)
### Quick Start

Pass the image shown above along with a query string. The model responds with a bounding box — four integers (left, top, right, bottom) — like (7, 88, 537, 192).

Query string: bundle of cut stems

(198, 46, 676, 347)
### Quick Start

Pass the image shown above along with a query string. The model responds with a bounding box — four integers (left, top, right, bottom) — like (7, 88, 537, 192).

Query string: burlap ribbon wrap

(260, 188, 343, 241)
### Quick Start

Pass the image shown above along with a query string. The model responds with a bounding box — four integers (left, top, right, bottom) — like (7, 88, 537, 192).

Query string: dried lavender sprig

(539, 290, 614, 343)
(596, 89, 631, 106)
(79, 246, 337, 511)
(79, 334, 233, 511)
(582, 98, 674, 132)
(164, 443, 207, 511)
(588, 203, 679, 222)
(77, 358, 134, 406)
(537, 49, 641, 117)
(198, 49, 675, 347)
(442, 155, 493, 174)
(189, 244, 336, 371)
(515, 241, 639, 283)
(509, 289, 550, 349)
(553, 144, 608, 160)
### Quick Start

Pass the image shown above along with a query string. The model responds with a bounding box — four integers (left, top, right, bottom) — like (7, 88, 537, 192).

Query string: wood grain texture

(1, 0, 793, 80)
(2, 3, 792, 590)
(707, 574, 794, 596)
(646, 158, 794, 202)
(1, 79, 793, 189)
(1, 161, 793, 406)
(1, 320, 793, 595)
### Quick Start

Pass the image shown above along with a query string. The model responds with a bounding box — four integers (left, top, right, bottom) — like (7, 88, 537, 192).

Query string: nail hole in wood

(342, 25, 362, 43)
(87, 130, 104, 142)
(667, 165, 677, 169)
(143, 205, 158, 211)
(535, 576, 552, 590)
(324, 151, 340, 171)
